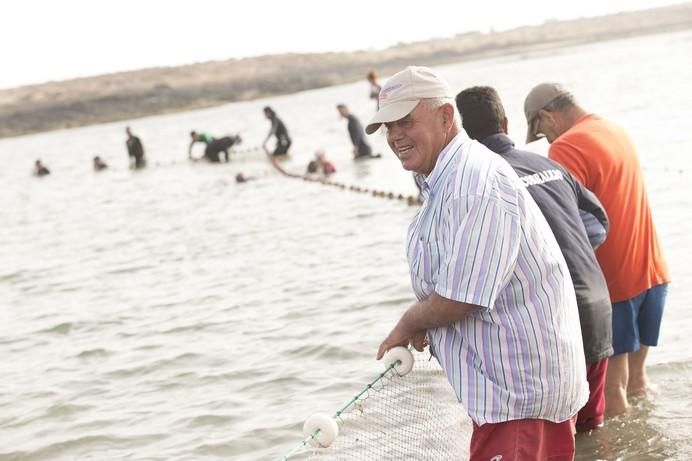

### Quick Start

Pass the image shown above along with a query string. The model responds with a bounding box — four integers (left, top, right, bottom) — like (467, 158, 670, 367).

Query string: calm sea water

(1, 30, 692, 461)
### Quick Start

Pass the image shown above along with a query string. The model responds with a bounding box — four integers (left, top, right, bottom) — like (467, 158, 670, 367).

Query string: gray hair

(419, 97, 461, 127)
(543, 93, 577, 113)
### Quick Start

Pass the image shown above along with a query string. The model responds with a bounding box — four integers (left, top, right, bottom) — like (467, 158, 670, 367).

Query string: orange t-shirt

(548, 114, 670, 303)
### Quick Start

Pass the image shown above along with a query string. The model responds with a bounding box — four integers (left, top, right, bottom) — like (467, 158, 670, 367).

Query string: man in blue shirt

(456, 85, 613, 432)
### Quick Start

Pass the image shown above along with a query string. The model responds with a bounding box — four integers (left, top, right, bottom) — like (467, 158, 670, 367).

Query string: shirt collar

(555, 113, 596, 142)
(415, 131, 469, 198)
(480, 133, 515, 154)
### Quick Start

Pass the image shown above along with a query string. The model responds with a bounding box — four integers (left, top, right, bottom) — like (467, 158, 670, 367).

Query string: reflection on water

(577, 398, 672, 460)
(1, 30, 692, 461)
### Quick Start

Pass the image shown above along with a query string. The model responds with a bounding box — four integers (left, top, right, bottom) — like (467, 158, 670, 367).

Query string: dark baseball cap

(524, 82, 570, 143)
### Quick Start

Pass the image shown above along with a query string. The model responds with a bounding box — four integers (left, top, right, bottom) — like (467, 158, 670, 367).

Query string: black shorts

(273, 136, 291, 156)
(204, 145, 221, 162)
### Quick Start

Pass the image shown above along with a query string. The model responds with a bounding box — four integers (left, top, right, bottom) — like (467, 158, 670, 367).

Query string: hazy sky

(0, 0, 684, 89)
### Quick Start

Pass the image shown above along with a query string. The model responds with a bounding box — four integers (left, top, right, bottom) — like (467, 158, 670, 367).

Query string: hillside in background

(1, 3, 691, 139)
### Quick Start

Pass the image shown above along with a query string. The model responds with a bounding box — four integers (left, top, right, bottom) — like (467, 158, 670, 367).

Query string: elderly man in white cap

(524, 83, 670, 418)
(371, 66, 588, 461)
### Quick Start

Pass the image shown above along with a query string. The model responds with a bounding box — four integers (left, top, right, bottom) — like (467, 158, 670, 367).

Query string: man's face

(385, 102, 447, 175)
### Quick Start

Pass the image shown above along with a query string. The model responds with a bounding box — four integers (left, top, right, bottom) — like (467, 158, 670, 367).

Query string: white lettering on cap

(380, 83, 403, 101)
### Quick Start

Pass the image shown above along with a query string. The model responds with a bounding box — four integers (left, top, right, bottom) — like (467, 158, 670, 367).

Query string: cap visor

(365, 100, 420, 135)
(525, 118, 542, 144)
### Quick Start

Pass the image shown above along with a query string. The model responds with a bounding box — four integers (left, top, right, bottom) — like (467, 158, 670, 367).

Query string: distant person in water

(367, 69, 382, 109)
(235, 172, 254, 183)
(33, 159, 50, 177)
(262, 106, 292, 156)
(306, 160, 319, 175)
(315, 150, 336, 175)
(126, 127, 146, 169)
(189, 131, 242, 163)
(336, 104, 379, 159)
(93, 156, 108, 171)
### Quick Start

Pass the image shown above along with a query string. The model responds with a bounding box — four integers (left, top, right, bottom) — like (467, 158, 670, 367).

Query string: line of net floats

(297, 174, 422, 206)
(263, 150, 424, 206)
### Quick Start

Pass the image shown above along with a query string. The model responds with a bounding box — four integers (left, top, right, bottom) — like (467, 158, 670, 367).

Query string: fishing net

(281, 348, 470, 461)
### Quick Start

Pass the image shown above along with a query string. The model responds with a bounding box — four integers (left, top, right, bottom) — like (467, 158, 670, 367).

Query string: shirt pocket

(418, 239, 441, 285)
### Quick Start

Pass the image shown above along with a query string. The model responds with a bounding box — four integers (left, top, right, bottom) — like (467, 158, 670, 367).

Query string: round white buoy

(384, 346, 414, 376)
(303, 413, 339, 448)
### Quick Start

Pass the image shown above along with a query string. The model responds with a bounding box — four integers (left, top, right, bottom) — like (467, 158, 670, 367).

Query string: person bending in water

(93, 156, 108, 171)
(189, 131, 242, 163)
(262, 106, 292, 156)
(33, 159, 50, 176)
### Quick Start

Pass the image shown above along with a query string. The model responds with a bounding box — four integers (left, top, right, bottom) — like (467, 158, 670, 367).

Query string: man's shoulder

(549, 130, 587, 159)
(504, 147, 571, 180)
(451, 142, 522, 199)
(555, 114, 615, 145)
(551, 114, 629, 162)
(435, 135, 512, 183)
(507, 146, 552, 166)
(461, 140, 504, 173)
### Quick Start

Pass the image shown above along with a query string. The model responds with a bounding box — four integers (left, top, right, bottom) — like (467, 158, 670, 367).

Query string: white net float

(384, 346, 414, 376)
(302, 413, 339, 448)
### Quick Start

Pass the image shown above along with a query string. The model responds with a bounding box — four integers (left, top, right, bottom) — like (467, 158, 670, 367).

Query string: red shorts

(576, 357, 608, 432)
(470, 417, 576, 461)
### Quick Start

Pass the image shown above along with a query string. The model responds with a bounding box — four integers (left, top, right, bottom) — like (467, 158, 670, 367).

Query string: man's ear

(538, 109, 552, 125)
(502, 117, 509, 135)
(441, 103, 455, 126)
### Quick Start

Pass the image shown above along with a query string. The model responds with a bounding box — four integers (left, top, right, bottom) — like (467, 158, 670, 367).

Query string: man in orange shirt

(524, 83, 670, 417)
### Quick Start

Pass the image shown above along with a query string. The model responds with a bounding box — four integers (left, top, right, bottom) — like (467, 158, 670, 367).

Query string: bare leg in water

(627, 345, 650, 395)
(605, 353, 629, 417)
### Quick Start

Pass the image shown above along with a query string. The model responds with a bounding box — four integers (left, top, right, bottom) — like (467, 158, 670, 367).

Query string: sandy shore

(1, 3, 691, 139)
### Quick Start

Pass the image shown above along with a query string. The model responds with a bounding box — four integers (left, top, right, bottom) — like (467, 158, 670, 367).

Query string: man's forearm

(403, 292, 479, 331)
(376, 292, 480, 359)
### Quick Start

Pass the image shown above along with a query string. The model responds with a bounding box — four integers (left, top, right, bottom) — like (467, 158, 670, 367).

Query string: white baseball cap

(365, 66, 452, 135)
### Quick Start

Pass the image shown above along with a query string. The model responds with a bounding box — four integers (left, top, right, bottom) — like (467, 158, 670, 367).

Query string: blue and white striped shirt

(408, 131, 588, 425)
